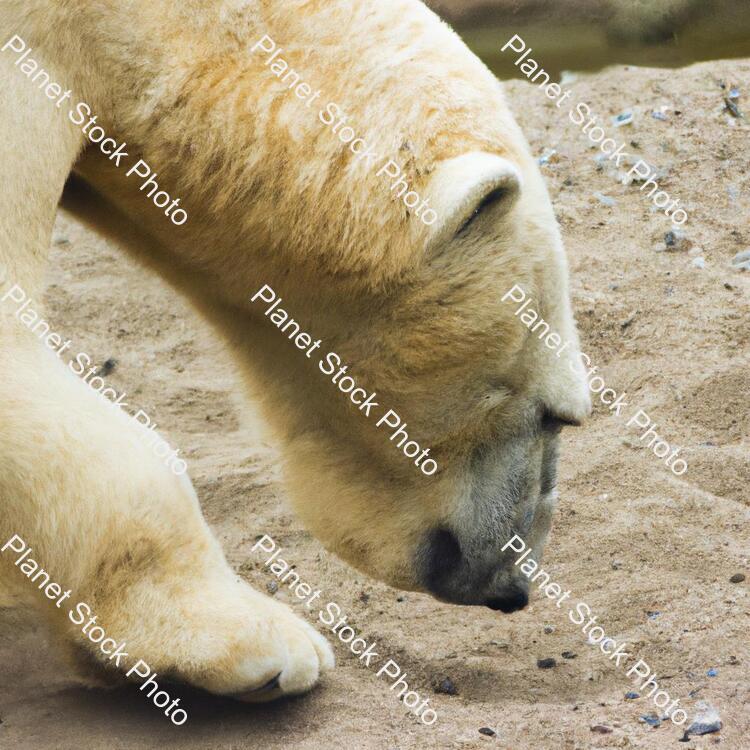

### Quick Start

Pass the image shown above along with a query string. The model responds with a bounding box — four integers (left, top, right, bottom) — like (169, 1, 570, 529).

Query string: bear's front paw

(64, 574, 334, 702)
(220, 593, 335, 702)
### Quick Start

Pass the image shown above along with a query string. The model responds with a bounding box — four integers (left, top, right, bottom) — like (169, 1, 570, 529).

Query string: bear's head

(127, 0, 592, 610)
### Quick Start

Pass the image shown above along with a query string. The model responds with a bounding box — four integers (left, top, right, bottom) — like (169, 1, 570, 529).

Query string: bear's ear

(425, 151, 522, 248)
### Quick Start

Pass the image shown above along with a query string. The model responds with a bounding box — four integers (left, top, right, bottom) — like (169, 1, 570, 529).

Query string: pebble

(561, 651, 577, 659)
(537, 658, 556, 669)
(651, 110, 669, 121)
(435, 678, 458, 695)
(593, 192, 617, 207)
(53, 236, 70, 246)
(646, 611, 661, 620)
(724, 98, 742, 118)
(707, 668, 718, 677)
(538, 148, 558, 166)
(591, 725, 613, 734)
(692, 256, 706, 269)
(664, 230, 691, 252)
(611, 560, 622, 570)
(266, 581, 278, 594)
(625, 692, 640, 700)
(640, 714, 661, 727)
(612, 111, 634, 127)
(544, 625, 555, 634)
(98, 358, 117, 377)
(560, 71, 578, 86)
(731, 249, 750, 270)
(686, 701, 722, 736)
(730, 573, 746, 583)
(478, 727, 496, 737)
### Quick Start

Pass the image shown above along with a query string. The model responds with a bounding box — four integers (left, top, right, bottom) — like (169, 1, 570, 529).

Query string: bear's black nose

(485, 587, 529, 613)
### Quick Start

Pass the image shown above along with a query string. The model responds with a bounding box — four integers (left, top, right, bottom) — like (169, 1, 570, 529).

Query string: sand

(0, 56, 748, 750)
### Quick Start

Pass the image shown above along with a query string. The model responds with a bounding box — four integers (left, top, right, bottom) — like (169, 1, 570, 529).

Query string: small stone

(640, 714, 661, 727)
(544, 625, 555, 634)
(359, 591, 370, 604)
(478, 727, 496, 737)
(98, 358, 117, 377)
(560, 71, 577, 86)
(599, 638, 617, 653)
(625, 692, 640, 700)
(53, 236, 70, 246)
(611, 560, 622, 570)
(561, 651, 577, 659)
(692, 256, 706, 269)
(591, 725, 613, 734)
(686, 701, 722, 736)
(396, 596, 405, 602)
(620, 313, 637, 330)
(730, 573, 745, 583)
(266, 581, 278, 594)
(435, 677, 458, 695)
(593, 191, 617, 207)
(612, 111, 633, 127)
(707, 667, 718, 677)
(538, 148, 558, 166)
(646, 610, 661, 620)
(725, 97, 742, 117)
(537, 658, 556, 669)
(731, 250, 750, 270)
(664, 230, 691, 252)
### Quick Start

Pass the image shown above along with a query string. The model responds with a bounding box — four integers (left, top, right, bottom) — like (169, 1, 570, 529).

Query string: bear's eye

(456, 187, 509, 237)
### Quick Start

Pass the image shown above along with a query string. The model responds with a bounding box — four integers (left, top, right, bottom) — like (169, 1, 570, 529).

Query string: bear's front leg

(0, 327, 333, 700)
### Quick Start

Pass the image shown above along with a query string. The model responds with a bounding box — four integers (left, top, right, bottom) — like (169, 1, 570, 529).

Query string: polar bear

(0, 0, 589, 701)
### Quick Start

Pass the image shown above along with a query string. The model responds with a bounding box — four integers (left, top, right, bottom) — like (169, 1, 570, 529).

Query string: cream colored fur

(0, 0, 589, 699)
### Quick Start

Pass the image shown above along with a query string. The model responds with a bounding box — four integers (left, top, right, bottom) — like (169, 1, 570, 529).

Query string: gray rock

(686, 701, 722, 736)
(537, 657, 556, 669)
(594, 192, 617, 207)
(664, 230, 691, 252)
(435, 677, 458, 695)
(731, 249, 750, 270)
(640, 714, 661, 727)
(612, 111, 633, 127)
(730, 572, 745, 583)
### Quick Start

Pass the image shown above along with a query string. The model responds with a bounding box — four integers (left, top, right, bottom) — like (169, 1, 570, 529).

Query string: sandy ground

(1, 57, 748, 750)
